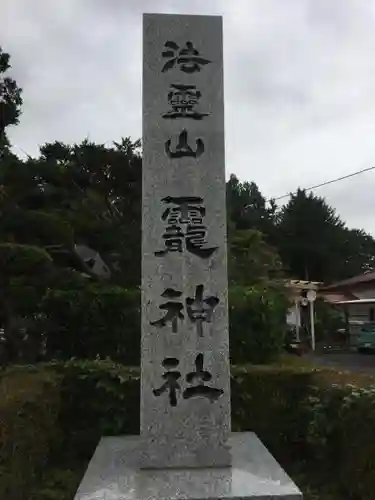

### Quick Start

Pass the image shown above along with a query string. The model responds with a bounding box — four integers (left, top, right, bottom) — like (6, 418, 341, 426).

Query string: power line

(272, 165, 375, 202)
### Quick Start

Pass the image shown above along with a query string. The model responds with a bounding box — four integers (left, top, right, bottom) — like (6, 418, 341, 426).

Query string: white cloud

(2, 0, 375, 233)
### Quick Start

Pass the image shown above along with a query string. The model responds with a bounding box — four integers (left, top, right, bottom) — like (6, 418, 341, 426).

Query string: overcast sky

(2, 0, 375, 234)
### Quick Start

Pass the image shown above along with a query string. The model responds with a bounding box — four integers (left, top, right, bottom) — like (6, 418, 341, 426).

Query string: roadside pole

(307, 290, 317, 351)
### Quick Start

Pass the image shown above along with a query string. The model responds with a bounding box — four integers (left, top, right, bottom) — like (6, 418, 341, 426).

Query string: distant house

(320, 271, 375, 343)
(321, 270, 375, 302)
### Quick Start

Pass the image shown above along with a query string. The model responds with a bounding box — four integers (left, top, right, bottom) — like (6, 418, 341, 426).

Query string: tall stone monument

(73, 13, 303, 500)
(141, 12, 230, 469)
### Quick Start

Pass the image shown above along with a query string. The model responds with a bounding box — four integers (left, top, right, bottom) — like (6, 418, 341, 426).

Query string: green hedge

(0, 366, 61, 500)
(41, 286, 141, 364)
(51, 359, 140, 461)
(304, 384, 375, 499)
(2, 361, 375, 499)
(229, 285, 289, 364)
(231, 365, 312, 457)
(36, 285, 288, 366)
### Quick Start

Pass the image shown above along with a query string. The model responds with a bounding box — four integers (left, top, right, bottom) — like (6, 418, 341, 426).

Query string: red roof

(321, 271, 375, 291)
(320, 291, 357, 303)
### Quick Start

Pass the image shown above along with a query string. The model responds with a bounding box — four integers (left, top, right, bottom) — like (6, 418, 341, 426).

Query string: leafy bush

(0, 365, 61, 500)
(231, 364, 313, 458)
(0, 244, 54, 363)
(39, 284, 288, 367)
(50, 359, 139, 460)
(229, 285, 289, 364)
(338, 386, 375, 500)
(228, 229, 283, 285)
(304, 384, 375, 500)
(3, 361, 375, 500)
(0, 360, 138, 500)
(313, 299, 346, 344)
(41, 286, 140, 365)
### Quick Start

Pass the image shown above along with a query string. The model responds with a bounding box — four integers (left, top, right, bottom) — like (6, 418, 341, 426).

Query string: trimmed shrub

(41, 286, 140, 365)
(50, 359, 139, 460)
(39, 284, 289, 367)
(231, 364, 313, 458)
(313, 298, 346, 344)
(3, 361, 375, 500)
(0, 365, 61, 500)
(305, 384, 375, 500)
(229, 285, 289, 364)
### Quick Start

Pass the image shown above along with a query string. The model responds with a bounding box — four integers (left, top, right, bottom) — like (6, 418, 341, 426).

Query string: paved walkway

(311, 351, 375, 375)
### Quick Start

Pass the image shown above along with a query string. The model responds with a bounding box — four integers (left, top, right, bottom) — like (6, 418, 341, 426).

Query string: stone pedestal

(73, 432, 302, 500)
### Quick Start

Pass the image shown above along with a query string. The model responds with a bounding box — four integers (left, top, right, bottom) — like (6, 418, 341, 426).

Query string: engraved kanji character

(162, 84, 209, 120)
(153, 357, 181, 407)
(155, 196, 218, 259)
(186, 285, 219, 338)
(182, 354, 223, 402)
(162, 41, 211, 73)
(150, 288, 184, 333)
(155, 225, 184, 255)
(165, 129, 204, 159)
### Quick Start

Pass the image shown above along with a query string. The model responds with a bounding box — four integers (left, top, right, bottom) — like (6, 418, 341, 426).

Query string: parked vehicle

(357, 324, 375, 353)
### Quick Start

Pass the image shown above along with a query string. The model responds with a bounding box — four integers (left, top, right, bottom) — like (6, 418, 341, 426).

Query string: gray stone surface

(73, 432, 302, 500)
(141, 13, 230, 468)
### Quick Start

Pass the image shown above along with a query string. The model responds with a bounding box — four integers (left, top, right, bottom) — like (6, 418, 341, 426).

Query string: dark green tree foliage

(228, 229, 283, 286)
(0, 137, 141, 283)
(226, 177, 288, 362)
(34, 138, 142, 286)
(229, 285, 289, 364)
(0, 243, 53, 361)
(276, 189, 375, 282)
(0, 48, 144, 363)
(0, 138, 142, 363)
(2, 43, 375, 365)
(276, 189, 346, 282)
(226, 174, 276, 240)
(0, 49, 45, 361)
(227, 179, 375, 284)
(335, 227, 375, 280)
(0, 46, 22, 151)
(40, 286, 140, 364)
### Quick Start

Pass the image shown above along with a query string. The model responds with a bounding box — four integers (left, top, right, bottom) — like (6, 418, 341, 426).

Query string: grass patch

(278, 353, 375, 387)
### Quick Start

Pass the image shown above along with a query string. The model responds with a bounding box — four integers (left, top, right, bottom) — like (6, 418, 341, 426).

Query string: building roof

(321, 270, 375, 291)
(336, 299, 375, 305)
(285, 279, 322, 290)
(320, 291, 357, 303)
